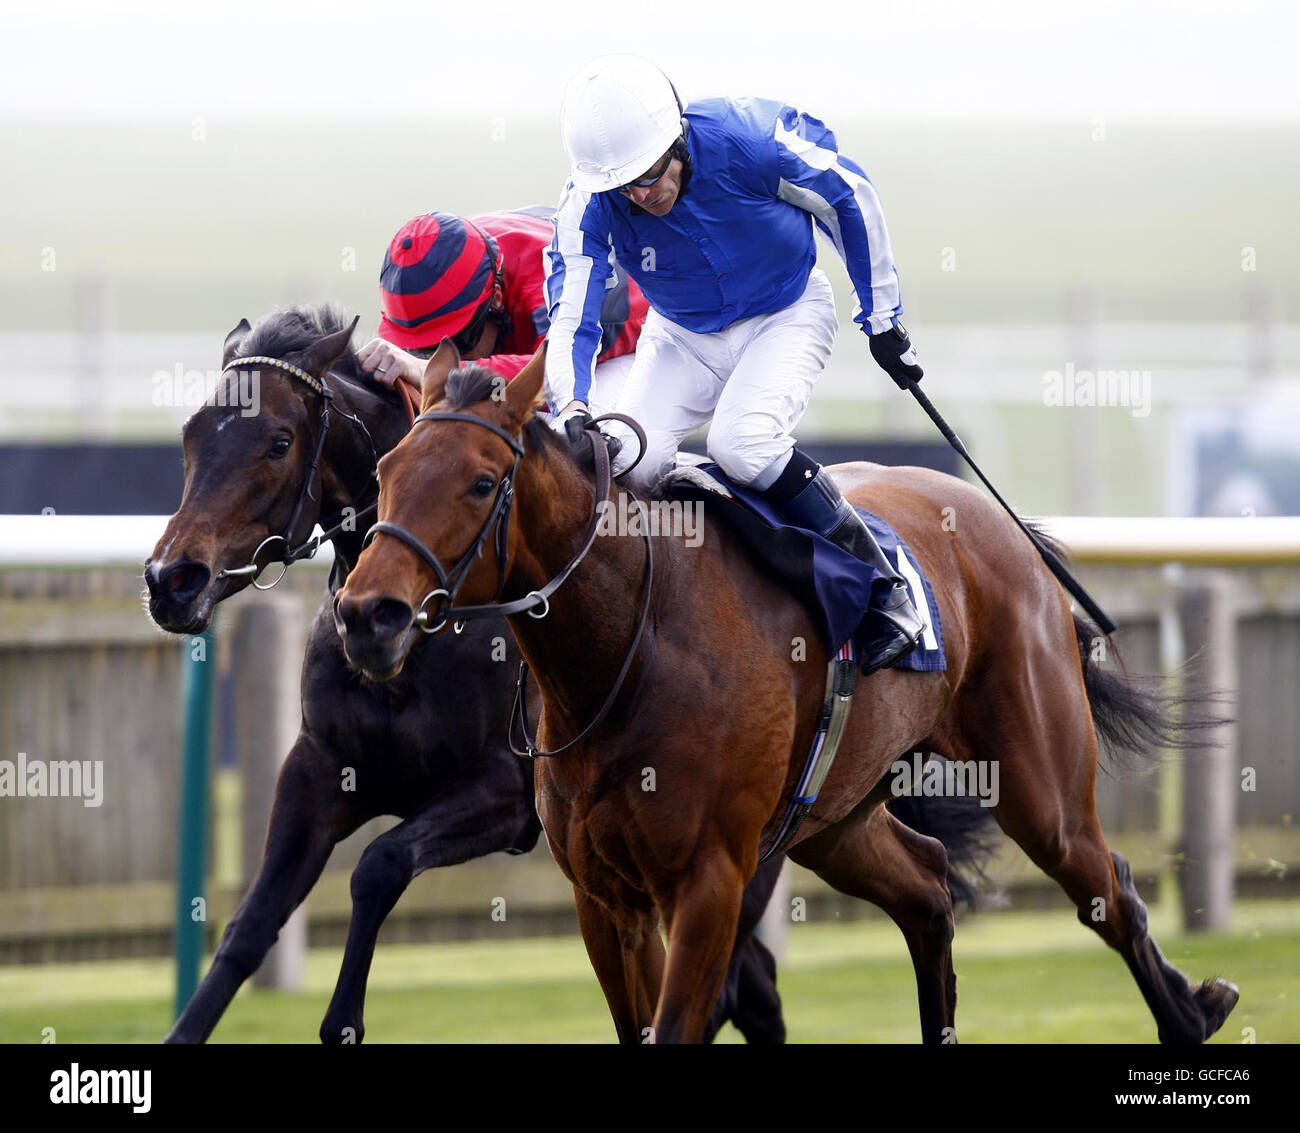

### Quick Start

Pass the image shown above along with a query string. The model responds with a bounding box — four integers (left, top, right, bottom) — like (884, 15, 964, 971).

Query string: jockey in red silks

(358, 207, 646, 416)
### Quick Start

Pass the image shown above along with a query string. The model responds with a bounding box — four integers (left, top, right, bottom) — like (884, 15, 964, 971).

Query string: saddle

(658, 458, 945, 672)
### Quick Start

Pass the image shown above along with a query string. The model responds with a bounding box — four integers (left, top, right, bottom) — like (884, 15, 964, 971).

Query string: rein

(510, 426, 655, 759)
(363, 409, 654, 759)
(214, 355, 379, 589)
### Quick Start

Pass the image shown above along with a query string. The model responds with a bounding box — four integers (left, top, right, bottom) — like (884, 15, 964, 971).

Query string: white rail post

(233, 593, 309, 990)
(756, 861, 790, 960)
(1156, 565, 1186, 915)
(1176, 571, 1238, 932)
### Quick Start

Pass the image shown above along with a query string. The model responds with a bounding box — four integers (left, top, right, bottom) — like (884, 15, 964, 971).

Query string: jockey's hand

(550, 400, 590, 432)
(356, 338, 423, 389)
(558, 406, 623, 471)
(869, 324, 924, 390)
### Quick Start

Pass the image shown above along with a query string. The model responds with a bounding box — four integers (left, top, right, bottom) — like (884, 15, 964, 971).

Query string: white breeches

(601, 269, 838, 490)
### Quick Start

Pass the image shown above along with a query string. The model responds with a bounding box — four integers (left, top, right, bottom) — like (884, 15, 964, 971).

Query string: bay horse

(336, 339, 1240, 1044)
(145, 305, 796, 1042)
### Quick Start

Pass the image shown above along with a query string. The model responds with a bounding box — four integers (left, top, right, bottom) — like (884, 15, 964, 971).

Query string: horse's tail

(1021, 521, 1231, 770)
(886, 795, 1000, 912)
(1070, 610, 1231, 771)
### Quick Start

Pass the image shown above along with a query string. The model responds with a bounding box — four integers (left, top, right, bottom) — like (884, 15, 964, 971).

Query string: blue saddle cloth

(667, 463, 946, 671)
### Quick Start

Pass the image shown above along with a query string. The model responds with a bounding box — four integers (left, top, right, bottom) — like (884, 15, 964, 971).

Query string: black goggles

(615, 146, 676, 196)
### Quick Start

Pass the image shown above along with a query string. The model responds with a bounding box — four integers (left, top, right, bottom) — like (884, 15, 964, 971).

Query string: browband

(224, 355, 331, 399)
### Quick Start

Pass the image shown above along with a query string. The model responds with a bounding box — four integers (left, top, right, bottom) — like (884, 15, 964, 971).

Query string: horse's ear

(420, 339, 461, 411)
(222, 319, 251, 368)
(503, 340, 548, 423)
(298, 315, 360, 377)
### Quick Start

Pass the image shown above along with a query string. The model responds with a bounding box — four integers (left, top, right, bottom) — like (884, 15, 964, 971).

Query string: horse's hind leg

(962, 648, 1239, 1043)
(1107, 849, 1239, 1042)
(722, 934, 785, 1043)
(318, 747, 538, 1045)
(791, 803, 958, 1044)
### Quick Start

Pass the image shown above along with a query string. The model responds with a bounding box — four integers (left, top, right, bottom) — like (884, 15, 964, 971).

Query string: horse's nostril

(370, 598, 414, 638)
(153, 561, 211, 605)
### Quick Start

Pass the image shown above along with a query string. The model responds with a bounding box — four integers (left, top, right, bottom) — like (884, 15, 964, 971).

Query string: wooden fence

(0, 542, 1298, 961)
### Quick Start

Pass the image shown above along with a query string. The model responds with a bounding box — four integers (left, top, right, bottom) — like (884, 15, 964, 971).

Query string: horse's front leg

(573, 889, 664, 1044)
(318, 748, 540, 1044)
(651, 852, 748, 1044)
(702, 853, 787, 1044)
(165, 735, 351, 1043)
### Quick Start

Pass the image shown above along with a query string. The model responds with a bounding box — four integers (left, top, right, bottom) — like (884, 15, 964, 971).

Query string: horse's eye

(470, 474, 496, 499)
(268, 434, 292, 459)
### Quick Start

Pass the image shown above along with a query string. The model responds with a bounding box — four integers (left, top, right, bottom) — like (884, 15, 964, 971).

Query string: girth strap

(758, 639, 858, 862)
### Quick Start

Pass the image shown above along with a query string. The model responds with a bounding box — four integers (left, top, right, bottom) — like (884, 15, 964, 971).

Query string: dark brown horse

(144, 305, 792, 1042)
(336, 339, 1240, 1044)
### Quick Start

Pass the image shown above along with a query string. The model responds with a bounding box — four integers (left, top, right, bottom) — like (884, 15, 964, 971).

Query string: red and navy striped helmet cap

(378, 213, 501, 349)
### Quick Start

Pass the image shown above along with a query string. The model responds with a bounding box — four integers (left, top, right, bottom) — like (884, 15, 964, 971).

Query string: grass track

(0, 901, 1293, 1044)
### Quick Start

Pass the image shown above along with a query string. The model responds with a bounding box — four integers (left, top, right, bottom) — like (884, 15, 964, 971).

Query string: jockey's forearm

(773, 112, 903, 335)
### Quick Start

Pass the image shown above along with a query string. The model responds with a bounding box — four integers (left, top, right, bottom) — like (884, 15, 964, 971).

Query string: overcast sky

(2, 0, 1297, 122)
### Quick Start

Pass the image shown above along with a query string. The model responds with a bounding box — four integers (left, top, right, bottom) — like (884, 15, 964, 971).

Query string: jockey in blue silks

(544, 55, 926, 673)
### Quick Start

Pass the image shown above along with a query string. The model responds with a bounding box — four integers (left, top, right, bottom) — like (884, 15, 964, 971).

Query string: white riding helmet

(560, 55, 684, 194)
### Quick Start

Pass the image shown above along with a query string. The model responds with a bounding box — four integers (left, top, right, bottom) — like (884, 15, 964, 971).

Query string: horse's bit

(213, 355, 379, 590)
(362, 410, 654, 759)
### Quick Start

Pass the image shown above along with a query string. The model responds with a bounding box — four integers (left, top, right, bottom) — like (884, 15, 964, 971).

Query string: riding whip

(896, 374, 1118, 635)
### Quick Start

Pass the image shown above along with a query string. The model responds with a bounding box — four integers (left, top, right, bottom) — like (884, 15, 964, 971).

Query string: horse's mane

(239, 303, 369, 387)
(442, 362, 557, 456)
(443, 363, 504, 409)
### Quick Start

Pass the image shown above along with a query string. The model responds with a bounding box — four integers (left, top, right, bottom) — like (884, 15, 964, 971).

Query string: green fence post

(174, 622, 215, 1020)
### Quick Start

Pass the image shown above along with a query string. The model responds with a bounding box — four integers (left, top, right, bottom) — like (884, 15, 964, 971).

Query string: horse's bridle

(213, 355, 379, 590)
(362, 409, 654, 759)
(363, 411, 526, 630)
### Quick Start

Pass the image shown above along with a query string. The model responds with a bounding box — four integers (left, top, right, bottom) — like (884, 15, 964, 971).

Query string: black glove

(563, 411, 622, 470)
(869, 323, 924, 390)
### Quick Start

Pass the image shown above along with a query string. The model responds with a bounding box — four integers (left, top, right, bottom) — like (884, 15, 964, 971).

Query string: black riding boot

(765, 452, 925, 673)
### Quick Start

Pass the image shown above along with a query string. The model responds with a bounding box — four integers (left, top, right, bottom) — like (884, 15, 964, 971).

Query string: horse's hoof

(1195, 978, 1240, 1041)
